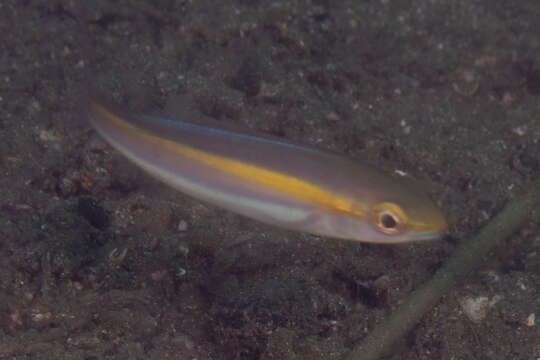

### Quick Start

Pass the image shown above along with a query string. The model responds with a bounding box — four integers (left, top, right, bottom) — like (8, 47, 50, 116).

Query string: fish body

(86, 94, 446, 243)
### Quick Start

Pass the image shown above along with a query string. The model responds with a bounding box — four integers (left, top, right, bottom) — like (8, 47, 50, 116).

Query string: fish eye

(372, 202, 407, 235)
(377, 211, 400, 234)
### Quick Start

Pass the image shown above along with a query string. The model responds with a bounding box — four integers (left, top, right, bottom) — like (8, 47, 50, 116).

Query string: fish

(85, 93, 446, 243)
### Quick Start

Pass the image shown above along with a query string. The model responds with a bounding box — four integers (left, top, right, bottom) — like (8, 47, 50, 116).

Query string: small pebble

(39, 129, 60, 142)
(108, 248, 128, 264)
(372, 275, 390, 289)
(325, 112, 340, 122)
(459, 296, 489, 323)
(59, 177, 76, 197)
(176, 267, 187, 277)
(452, 68, 479, 96)
(177, 219, 189, 232)
(10, 311, 22, 327)
(73, 281, 84, 291)
(177, 241, 190, 257)
(151, 270, 167, 282)
(512, 125, 527, 136)
(526, 313, 535, 327)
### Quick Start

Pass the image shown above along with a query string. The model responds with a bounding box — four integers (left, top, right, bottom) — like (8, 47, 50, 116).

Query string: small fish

(85, 93, 446, 243)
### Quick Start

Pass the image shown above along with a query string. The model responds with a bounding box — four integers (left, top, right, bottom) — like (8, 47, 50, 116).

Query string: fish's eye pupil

(373, 203, 405, 235)
(380, 213, 397, 229)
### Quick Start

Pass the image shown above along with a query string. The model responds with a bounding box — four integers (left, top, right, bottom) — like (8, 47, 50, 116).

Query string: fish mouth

(410, 216, 447, 240)
(409, 209, 448, 239)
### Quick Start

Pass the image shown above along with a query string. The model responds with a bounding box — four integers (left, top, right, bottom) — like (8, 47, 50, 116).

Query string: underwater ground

(0, 0, 539, 359)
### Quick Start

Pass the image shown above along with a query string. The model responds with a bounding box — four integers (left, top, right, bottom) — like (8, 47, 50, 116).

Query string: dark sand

(0, 1, 538, 359)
